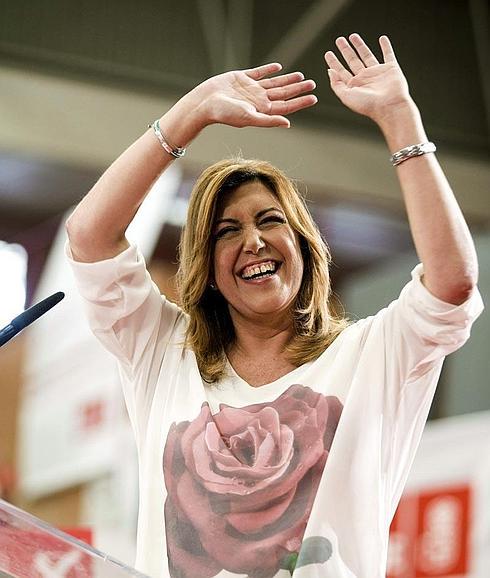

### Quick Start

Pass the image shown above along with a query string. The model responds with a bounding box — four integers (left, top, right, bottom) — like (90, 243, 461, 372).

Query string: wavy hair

(176, 158, 349, 383)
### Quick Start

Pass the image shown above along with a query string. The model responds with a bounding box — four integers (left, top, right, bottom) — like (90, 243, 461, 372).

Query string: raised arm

(66, 64, 317, 262)
(324, 34, 478, 305)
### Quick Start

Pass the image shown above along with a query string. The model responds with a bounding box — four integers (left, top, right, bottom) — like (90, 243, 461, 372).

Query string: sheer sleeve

(372, 264, 484, 518)
(66, 242, 183, 371)
(382, 264, 483, 383)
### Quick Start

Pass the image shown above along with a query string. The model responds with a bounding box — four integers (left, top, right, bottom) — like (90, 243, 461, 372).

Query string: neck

(227, 310, 295, 360)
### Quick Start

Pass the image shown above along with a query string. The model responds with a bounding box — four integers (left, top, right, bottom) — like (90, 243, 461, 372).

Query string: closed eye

(260, 215, 286, 226)
(214, 215, 286, 239)
(215, 226, 239, 239)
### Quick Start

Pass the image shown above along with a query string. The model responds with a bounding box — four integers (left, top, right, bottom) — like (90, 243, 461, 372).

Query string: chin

(233, 297, 296, 320)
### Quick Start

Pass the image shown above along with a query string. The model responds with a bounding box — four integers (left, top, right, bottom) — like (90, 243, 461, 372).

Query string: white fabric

(68, 244, 483, 578)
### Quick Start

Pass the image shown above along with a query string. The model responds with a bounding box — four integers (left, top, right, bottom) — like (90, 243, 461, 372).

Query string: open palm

(194, 63, 317, 128)
(325, 34, 411, 123)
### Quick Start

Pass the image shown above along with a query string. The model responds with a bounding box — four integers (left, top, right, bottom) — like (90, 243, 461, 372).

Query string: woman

(67, 35, 482, 578)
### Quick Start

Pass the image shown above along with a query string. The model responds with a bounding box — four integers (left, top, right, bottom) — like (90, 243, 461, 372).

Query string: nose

(243, 226, 266, 254)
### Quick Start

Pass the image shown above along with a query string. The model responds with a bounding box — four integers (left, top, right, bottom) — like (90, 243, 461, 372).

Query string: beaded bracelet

(148, 119, 186, 159)
(390, 142, 436, 166)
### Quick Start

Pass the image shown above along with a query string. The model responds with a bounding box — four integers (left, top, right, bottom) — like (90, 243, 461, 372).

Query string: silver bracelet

(390, 141, 436, 166)
(148, 119, 186, 159)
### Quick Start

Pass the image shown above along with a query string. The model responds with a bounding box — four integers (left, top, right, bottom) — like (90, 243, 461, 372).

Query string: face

(212, 180, 304, 326)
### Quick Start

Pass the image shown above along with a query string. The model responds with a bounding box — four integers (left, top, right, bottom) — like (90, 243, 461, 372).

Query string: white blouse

(68, 244, 483, 578)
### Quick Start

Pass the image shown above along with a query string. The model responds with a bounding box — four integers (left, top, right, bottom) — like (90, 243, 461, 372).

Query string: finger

(379, 35, 398, 64)
(266, 79, 316, 102)
(248, 112, 291, 128)
(327, 68, 344, 87)
(324, 51, 352, 83)
(270, 94, 318, 116)
(327, 69, 348, 101)
(348, 33, 379, 67)
(335, 36, 365, 75)
(259, 71, 304, 89)
(246, 62, 283, 81)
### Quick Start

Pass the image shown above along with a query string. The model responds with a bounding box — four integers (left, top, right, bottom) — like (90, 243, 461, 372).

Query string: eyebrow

(215, 207, 284, 226)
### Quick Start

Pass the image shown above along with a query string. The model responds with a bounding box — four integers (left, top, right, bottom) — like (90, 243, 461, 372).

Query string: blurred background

(0, 1, 488, 576)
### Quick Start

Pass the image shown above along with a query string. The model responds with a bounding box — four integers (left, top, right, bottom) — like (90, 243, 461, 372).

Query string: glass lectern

(0, 499, 149, 578)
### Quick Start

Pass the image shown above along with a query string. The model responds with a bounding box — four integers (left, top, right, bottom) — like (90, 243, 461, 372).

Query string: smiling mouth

(240, 261, 281, 281)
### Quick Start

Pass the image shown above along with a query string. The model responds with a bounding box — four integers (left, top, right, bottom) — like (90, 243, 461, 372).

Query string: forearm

(66, 93, 205, 262)
(66, 63, 316, 262)
(377, 102, 478, 304)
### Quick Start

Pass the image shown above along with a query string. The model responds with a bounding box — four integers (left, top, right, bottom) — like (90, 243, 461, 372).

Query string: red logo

(387, 485, 471, 578)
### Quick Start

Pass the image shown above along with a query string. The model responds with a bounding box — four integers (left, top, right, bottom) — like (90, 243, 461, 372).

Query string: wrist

(157, 92, 208, 148)
(376, 100, 428, 153)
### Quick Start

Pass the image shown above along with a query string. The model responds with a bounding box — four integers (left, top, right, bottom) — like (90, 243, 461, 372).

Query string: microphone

(0, 291, 65, 347)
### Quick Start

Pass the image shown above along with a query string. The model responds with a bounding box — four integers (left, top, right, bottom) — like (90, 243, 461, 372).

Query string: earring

(209, 282, 217, 291)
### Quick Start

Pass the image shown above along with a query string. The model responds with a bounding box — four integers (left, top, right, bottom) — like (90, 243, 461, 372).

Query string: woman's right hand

(183, 63, 317, 129)
(67, 64, 316, 263)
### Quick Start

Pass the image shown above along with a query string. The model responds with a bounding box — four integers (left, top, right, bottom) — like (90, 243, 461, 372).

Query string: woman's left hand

(324, 34, 413, 125)
(325, 34, 479, 306)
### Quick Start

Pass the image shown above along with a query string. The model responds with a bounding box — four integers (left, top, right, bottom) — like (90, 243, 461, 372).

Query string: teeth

(241, 261, 277, 280)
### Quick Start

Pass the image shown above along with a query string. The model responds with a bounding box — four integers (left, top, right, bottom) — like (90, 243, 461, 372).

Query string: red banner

(387, 484, 471, 578)
(0, 527, 93, 577)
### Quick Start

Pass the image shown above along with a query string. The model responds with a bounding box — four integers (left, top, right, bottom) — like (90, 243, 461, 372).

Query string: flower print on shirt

(163, 384, 343, 578)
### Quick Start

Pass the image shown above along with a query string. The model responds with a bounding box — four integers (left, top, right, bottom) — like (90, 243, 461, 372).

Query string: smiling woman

(177, 159, 348, 384)
(65, 34, 482, 578)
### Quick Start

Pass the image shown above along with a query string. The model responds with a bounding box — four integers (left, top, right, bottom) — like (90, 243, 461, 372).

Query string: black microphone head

(11, 291, 65, 331)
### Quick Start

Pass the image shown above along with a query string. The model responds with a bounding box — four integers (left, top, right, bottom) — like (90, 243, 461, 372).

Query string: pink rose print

(163, 384, 343, 578)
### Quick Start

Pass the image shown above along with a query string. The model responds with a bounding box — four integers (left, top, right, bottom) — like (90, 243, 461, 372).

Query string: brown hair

(176, 158, 349, 383)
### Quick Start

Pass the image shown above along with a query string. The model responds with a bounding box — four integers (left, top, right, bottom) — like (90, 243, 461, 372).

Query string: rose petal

(255, 427, 293, 469)
(324, 396, 343, 450)
(164, 499, 222, 578)
(214, 406, 263, 435)
(254, 407, 282, 441)
(229, 429, 258, 466)
(226, 486, 297, 533)
(205, 422, 242, 467)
